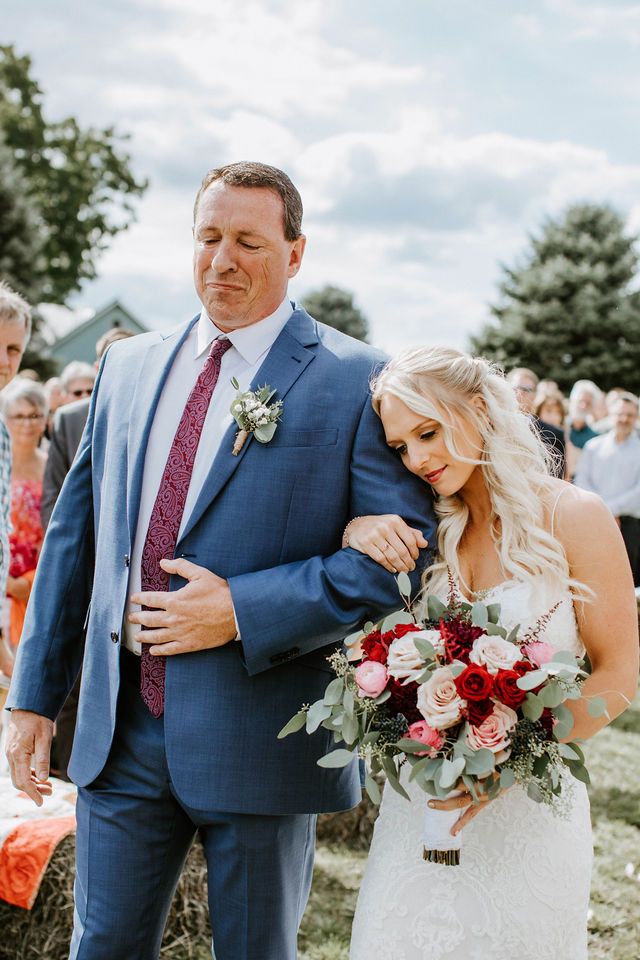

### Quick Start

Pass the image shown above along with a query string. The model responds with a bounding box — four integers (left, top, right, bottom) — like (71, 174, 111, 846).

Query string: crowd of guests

(0, 276, 639, 775)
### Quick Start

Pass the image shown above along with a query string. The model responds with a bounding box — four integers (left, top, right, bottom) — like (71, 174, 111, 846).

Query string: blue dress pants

(69, 651, 316, 960)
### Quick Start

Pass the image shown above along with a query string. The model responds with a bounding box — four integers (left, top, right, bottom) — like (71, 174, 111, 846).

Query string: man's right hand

(6, 710, 54, 806)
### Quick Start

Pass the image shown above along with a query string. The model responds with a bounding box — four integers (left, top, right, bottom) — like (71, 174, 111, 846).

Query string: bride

(345, 347, 638, 960)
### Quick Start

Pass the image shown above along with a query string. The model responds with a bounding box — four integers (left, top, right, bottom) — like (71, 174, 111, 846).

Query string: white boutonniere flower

(230, 378, 283, 456)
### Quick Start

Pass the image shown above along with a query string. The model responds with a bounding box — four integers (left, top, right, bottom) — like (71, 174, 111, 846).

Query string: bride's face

(379, 392, 484, 496)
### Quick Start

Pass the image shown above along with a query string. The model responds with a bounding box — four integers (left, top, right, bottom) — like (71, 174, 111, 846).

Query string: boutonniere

(230, 378, 284, 456)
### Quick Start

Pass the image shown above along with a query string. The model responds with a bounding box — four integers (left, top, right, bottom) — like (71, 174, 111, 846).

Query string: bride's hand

(343, 515, 428, 573)
(428, 784, 508, 836)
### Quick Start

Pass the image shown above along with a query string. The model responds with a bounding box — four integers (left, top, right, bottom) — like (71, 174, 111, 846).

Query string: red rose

(540, 708, 555, 739)
(454, 664, 493, 702)
(465, 698, 494, 726)
(387, 677, 422, 724)
(439, 617, 485, 664)
(362, 630, 390, 664)
(392, 623, 423, 639)
(492, 669, 527, 709)
(513, 659, 535, 676)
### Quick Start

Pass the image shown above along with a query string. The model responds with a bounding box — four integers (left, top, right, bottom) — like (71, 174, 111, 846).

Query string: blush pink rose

(407, 720, 444, 756)
(417, 665, 466, 729)
(522, 641, 555, 667)
(354, 660, 388, 698)
(466, 701, 518, 763)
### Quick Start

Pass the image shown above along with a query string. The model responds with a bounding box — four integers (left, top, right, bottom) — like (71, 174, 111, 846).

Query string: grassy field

(297, 694, 640, 960)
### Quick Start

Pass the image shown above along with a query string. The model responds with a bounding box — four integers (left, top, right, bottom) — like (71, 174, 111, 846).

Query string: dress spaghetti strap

(550, 485, 570, 537)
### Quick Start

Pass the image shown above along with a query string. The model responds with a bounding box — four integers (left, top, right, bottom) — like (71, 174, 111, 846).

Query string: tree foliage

(471, 204, 640, 392)
(0, 137, 47, 303)
(0, 45, 148, 304)
(301, 285, 370, 342)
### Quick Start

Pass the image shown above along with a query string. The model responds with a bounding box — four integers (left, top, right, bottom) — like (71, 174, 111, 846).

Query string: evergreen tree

(0, 138, 47, 303)
(302, 285, 370, 342)
(471, 204, 640, 392)
(0, 45, 148, 304)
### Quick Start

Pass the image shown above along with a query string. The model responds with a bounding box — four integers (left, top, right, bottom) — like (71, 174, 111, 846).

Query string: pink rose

(417, 665, 466, 729)
(466, 701, 518, 763)
(522, 641, 555, 667)
(354, 660, 388, 698)
(407, 720, 444, 756)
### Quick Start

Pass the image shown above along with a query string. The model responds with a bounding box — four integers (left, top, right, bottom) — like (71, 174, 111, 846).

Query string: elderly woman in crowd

(2, 378, 48, 655)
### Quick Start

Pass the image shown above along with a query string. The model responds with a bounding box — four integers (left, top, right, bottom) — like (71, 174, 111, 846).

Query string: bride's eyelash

(420, 430, 437, 441)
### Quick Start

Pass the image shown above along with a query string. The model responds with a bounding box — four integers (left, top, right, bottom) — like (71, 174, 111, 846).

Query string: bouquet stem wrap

(423, 790, 463, 866)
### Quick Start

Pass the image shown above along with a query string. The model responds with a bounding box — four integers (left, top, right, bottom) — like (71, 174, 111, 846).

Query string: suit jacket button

(111, 631, 119, 643)
(124, 554, 130, 567)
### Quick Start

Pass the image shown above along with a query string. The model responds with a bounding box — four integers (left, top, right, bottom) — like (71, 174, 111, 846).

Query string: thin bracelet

(342, 516, 363, 548)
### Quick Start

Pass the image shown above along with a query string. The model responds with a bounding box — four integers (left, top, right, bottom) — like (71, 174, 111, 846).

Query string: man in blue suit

(6, 162, 435, 959)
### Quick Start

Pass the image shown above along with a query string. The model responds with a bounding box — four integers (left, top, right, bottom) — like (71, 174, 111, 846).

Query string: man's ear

(287, 235, 306, 279)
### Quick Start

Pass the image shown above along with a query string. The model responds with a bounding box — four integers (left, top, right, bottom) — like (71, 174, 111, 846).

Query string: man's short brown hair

(193, 162, 303, 241)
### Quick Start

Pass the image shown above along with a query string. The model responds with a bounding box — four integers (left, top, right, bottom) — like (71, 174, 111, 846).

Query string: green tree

(0, 45, 148, 304)
(471, 204, 640, 392)
(0, 137, 47, 303)
(301, 285, 370, 342)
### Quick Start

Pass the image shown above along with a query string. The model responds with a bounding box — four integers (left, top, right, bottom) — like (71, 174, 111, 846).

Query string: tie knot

(209, 337, 233, 360)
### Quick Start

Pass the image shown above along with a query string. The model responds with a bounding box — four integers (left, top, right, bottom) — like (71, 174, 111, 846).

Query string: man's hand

(129, 558, 237, 656)
(7, 710, 54, 807)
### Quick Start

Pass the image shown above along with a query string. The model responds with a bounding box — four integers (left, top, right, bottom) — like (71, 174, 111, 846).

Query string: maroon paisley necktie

(139, 336, 232, 717)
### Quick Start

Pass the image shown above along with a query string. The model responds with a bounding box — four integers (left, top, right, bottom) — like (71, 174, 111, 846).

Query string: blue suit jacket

(8, 308, 436, 814)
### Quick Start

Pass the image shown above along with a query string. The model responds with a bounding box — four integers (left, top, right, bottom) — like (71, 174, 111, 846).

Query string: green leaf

(231, 376, 240, 390)
(396, 572, 412, 598)
(408, 756, 431, 781)
(343, 688, 355, 717)
(396, 738, 431, 755)
(363, 621, 375, 635)
(414, 637, 436, 660)
(461, 775, 480, 801)
(385, 771, 411, 801)
(449, 661, 467, 678)
(381, 609, 415, 632)
(485, 622, 507, 637)
(364, 773, 382, 804)
(463, 748, 495, 777)
(533, 755, 550, 778)
(427, 595, 447, 621)
(500, 767, 516, 789)
(362, 731, 381, 745)
(439, 756, 466, 788)
(254, 421, 278, 443)
(373, 689, 391, 704)
(552, 650, 580, 665)
(551, 703, 575, 739)
(527, 781, 544, 803)
(277, 710, 307, 739)
(506, 624, 521, 644)
(557, 743, 580, 760)
(342, 712, 360, 745)
(521, 692, 544, 721)
(587, 696, 609, 719)
(344, 629, 363, 648)
(317, 749, 355, 768)
(486, 602, 502, 623)
(470, 602, 488, 628)
(538, 680, 565, 708)
(306, 700, 333, 733)
(323, 677, 345, 706)
(565, 759, 591, 785)
(516, 669, 548, 691)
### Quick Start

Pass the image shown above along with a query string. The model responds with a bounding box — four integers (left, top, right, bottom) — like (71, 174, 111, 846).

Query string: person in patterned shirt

(0, 282, 31, 682)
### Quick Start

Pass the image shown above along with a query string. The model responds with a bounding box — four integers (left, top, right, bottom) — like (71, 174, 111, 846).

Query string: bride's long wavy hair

(371, 346, 574, 598)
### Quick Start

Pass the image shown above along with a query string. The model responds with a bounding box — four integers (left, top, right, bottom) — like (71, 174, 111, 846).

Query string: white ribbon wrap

(423, 790, 463, 865)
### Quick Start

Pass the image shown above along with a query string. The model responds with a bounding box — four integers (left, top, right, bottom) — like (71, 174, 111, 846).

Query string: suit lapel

(177, 309, 318, 544)
(126, 317, 197, 542)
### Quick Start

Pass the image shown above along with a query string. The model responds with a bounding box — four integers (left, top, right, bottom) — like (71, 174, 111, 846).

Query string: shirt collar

(196, 297, 294, 364)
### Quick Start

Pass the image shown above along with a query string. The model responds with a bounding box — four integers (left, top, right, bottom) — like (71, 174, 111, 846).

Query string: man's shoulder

(54, 397, 91, 430)
(288, 307, 387, 372)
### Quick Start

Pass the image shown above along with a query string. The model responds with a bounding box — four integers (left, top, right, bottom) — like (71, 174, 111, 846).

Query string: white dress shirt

(124, 297, 293, 653)
(574, 431, 640, 519)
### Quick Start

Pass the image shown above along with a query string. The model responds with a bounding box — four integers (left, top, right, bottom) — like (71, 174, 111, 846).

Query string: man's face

(65, 377, 95, 401)
(613, 400, 637, 441)
(509, 373, 537, 415)
(0, 319, 28, 391)
(193, 182, 306, 332)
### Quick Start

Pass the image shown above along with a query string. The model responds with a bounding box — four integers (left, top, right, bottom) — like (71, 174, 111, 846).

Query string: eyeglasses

(6, 413, 45, 422)
(70, 388, 93, 398)
(514, 385, 535, 394)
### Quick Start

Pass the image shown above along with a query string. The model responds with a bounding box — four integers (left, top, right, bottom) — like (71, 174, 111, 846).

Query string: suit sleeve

(228, 395, 437, 676)
(6, 372, 103, 718)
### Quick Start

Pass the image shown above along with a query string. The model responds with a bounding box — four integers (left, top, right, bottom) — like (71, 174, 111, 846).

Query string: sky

(4, 0, 640, 352)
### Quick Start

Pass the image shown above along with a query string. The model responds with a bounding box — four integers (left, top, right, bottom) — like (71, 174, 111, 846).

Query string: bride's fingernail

(428, 800, 435, 808)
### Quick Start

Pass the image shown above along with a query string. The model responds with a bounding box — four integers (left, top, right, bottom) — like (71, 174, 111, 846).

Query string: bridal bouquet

(280, 574, 604, 865)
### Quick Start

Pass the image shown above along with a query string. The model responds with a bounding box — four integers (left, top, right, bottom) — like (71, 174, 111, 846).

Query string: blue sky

(5, 0, 640, 351)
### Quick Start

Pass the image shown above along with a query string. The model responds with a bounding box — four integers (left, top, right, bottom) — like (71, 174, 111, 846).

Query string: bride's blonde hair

(371, 346, 573, 597)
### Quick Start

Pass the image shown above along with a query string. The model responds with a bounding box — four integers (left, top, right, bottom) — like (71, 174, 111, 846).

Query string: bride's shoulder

(544, 479, 618, 547)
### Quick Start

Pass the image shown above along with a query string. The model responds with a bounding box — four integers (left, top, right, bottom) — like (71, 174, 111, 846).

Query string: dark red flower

(392, 622, 423, 639)
(439, 617, 485, 664)
(540, 708, 555, 739)
(454, 664, 493, 702)
(387, 677, 422, 724)
(513, 659, 535, 676)
(492, 669, 527, 709)
(465, 698, 494, 726)
(362, 630, 390, 664)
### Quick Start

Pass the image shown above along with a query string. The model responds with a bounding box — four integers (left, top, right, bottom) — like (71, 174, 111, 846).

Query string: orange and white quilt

(0, 774, 76, 909)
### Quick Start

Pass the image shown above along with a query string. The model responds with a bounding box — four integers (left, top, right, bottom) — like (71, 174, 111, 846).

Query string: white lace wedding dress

(350, 577, 593, 960)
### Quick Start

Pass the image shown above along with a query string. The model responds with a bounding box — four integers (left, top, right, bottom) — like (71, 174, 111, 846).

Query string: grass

(297, 691, 640, 960)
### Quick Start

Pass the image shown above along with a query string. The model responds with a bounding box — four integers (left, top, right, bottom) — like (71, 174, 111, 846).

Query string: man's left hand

(129, 558, 236, 656)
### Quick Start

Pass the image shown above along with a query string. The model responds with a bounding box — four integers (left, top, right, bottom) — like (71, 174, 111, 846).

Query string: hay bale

(316, 786, 379, 851)
(0, 835, 212, 960)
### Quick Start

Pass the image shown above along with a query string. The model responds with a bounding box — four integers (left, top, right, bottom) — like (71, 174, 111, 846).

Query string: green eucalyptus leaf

(363, 621, 375, 635)
(439, 756, 466, 788)
(449, 661, 467, 678)
(254, 421, 278, 444)
(506, 624, 521, 644)
(500, 767, 516, 789)
(374, 689, 391, 705)
(306, 700, 333, 733)
(516, 670, 548, 691)
(231, 376, 240, 390)
(362, 731, 381, 745)
(565, 759, 591, 785)
(323, 677, 345, 706)
(522, 693, 544, 721)
(396, 572, 412, 598)
(470, 602, 488, 628)
(385, 771, 411, 801)
(527, 781, 544, 803)
(486, 603, 502, 623)
(552, 650, 580, 665)
(342, 712, 360, 745)
(557, 743, 580, 761)
(414, 637, 437, 660)
(485, 622, 507, 637)
(317, 749, 356, 769)
(396, 738, 432, 755)
(364, 773, 382, 804)
(551, 703, 575, 739)
(538, 680, 564, 708)
(381, 609, 415, 632)
(463, 748, 495, 777)
(277, 711, 308, 739)
(343, 688, 355, 717)
(427, 595, 447, 621)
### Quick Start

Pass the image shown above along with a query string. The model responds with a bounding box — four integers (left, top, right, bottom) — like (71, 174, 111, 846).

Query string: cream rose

(417, 665, 466, 730)
(469, 636, 521, 675)
(466, 701, 518, 763)
(386, 635, 423, 680)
